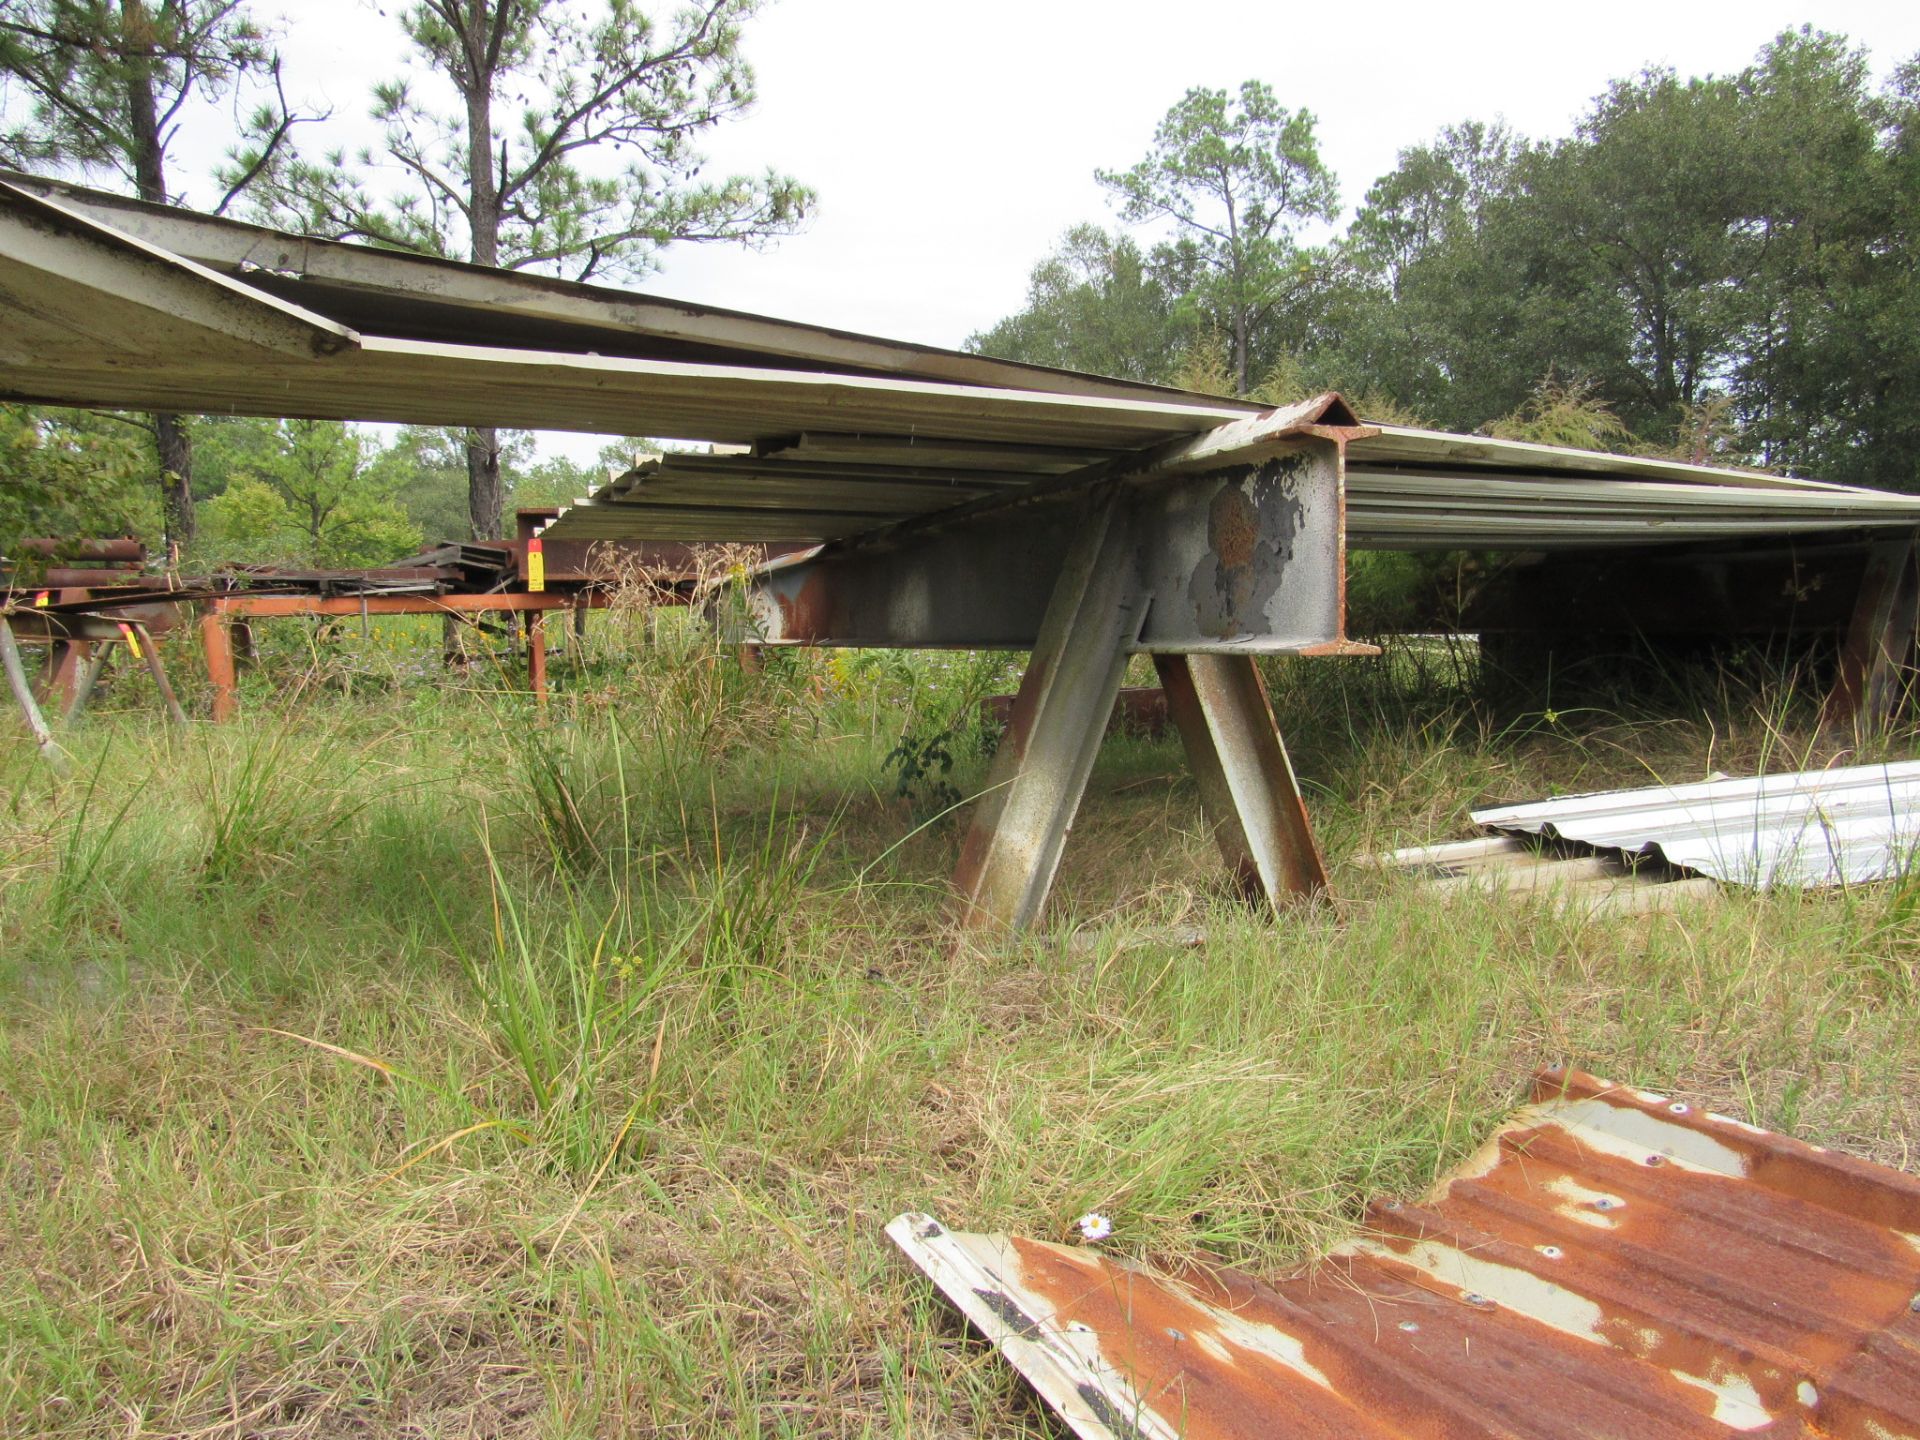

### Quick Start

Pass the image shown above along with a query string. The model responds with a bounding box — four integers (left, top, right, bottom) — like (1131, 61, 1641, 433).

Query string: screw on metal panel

(1383, 1200, 1402, 1211)
(1669, 1102, 1691, 1115)
(1462, 1292, 1491, 1307)
(1399, 1321, 1420, 1333)
(1593, 1197, 1621, 1211)
(1538, 1245, 1563, 1260)
(1645, 1155, 1666, 1166)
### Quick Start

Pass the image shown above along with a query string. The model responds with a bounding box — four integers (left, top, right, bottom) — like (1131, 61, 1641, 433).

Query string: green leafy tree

(196, 472, 294, 563)
(1097, 80, 1338, 393)
(1513, 69, 1761, 435)
(1729, 30, 1912, 487)
(0, 405, 159, 556)
(0, 0, 301, 549)
(967, 225, 1179, 382)
(1328, 121, 1532, 428)
(255, 0, 812, 542)
(196, 419, 420, 566)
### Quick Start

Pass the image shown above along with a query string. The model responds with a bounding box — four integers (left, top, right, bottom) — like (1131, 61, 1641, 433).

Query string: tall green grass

(1, 629, 1916, 1436)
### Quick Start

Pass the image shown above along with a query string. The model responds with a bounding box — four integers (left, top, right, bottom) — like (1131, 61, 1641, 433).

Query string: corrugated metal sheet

(1474, 761, 1920, 888)
(1, 169, 1238, 410)
(890, 1066, 1920, 1440)
(543, 424, 1920, 548)
(0, 179, 1245, 449)
(1367, 833, 1723, 914)
(8, 172, 1920, 553)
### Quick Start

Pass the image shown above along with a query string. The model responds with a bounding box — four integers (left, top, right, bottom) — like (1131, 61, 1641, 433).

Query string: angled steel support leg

(1154, 652, 1329, 907)
(950, 490, 1146, 930)
(1824, 533, 1920, 737)
(130, 623, 189, 726)
(1, 617, 63, 768)
(63, 643, 110, 726)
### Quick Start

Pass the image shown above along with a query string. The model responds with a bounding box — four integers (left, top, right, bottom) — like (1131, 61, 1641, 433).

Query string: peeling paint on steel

(891, 1066, 1920, 1439)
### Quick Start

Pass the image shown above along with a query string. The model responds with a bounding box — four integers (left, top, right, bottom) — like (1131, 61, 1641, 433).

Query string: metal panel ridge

(1473, 760, 1920, 888)
(890, 1065, 1920, 1440)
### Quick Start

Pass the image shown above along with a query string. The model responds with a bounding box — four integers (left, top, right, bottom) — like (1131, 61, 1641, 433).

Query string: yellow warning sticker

(527, 540, 546, 593)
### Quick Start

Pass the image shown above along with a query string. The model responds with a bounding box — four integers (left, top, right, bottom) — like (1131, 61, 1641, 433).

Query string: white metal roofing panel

(0, 170, 1251, 411)
(1473, 761, 1920, 888)
(7, 173, 1920, 551)
(1350, 425, 1862, 493)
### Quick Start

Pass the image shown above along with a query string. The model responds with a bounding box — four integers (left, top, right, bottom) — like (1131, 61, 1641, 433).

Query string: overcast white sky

(170, 0, 1920, 460)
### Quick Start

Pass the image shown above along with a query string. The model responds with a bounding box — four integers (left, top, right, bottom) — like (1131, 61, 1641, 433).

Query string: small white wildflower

(1075, 1212, 1113, 1243)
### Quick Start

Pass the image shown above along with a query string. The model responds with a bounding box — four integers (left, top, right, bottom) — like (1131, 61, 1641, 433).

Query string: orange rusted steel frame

(201, 591, 606, 722)
(209, 593, 591, 617)
(200, 610, 238, 723)
(526, 611, 547, 706)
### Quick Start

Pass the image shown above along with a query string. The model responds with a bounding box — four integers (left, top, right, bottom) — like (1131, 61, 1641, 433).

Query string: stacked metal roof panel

(6, 171, 1920, 556)
(1474, 761, 1920, 889)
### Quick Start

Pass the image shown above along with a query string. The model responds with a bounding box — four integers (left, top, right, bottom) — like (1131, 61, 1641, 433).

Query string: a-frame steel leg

(1824, 534, 1920, 737)
(34, 640, 83, 706)
(1154, 652, 1330, 907)
(63, 644, 110, 726)
(1, 617, 63, 767)
(950, 492, 1145, 930)
(130, 623, 190, 726)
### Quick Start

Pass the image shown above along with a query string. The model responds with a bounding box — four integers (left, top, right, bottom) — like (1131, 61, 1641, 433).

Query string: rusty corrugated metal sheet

(890, 1067, 1920, 1439)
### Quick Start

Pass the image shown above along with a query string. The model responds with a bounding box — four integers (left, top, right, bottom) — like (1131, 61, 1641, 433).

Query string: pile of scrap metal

(892, 1065, 1920, 1440)
(0, 538, 195, 759)
(1, 508, 774, 738)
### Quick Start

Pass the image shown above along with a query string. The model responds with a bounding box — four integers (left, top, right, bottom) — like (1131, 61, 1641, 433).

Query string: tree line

(971, 29, 1920, 493)
(0, 407, 647, 567)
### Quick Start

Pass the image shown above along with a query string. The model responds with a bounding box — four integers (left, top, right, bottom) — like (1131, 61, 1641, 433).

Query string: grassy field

(2, 614, 1918, 1437)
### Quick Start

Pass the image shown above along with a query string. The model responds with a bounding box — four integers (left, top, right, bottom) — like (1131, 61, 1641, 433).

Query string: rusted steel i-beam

(950, 491, 1146, 930)
(735, 396, 1374, 931)
(32, 639, 90, 708)
(1824, 532, 1920, 737)
(1155, 652, 1330, 905)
